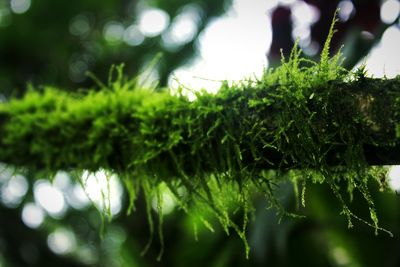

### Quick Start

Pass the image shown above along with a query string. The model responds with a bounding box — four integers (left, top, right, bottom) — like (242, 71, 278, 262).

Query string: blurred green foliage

(0, 0, 231, 96)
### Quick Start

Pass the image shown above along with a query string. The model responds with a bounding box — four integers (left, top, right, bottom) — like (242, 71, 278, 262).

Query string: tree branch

(0, 76, 399, 176)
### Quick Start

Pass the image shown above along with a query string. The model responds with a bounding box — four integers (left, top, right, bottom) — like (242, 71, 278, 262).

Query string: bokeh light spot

(162, 5, 200, 49)
(54, 171, 71, 190)
(291, 1, 320, 26)
(0, 174, 28, 208)
(381, 0, 400, 24)
(123, 25, 145, 46)
(69, 15, 91, 36)
(388, 165, 400, 191)
(75, 245, 98, 265)
(331, 246, 350, 266)
(69, 57, 88, 83)
(10, 0, 31, 14)
(162, 19, 195, 50)
(302, 40, 320, 56)
(151, 185, 177, 215)
(138, 8, 169, 37)
(34, 180, 66, 217)
(338, 0, 355, 22)
(47, 228, 77, 255)
(103, 21, 125, 44)
(66, 183, 91, 210)
(21, 203, 45, 229)
(6, 175, 28, 198)
(81, 170, 123, 216)
(292, 25, 311, 43)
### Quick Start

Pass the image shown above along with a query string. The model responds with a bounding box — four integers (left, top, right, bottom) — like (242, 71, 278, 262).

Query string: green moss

(0, 14, 399, 257)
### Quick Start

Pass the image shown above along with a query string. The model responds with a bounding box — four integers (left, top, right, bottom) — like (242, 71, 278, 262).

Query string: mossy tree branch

(0, 77, 399, 173)
(1, 24, 399, 255)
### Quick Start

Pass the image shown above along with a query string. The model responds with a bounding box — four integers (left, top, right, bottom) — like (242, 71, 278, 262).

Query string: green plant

(0, 13, 399, 259)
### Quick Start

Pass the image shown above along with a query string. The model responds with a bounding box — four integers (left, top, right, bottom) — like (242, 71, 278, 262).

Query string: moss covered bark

(0, 75, 399, 172)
